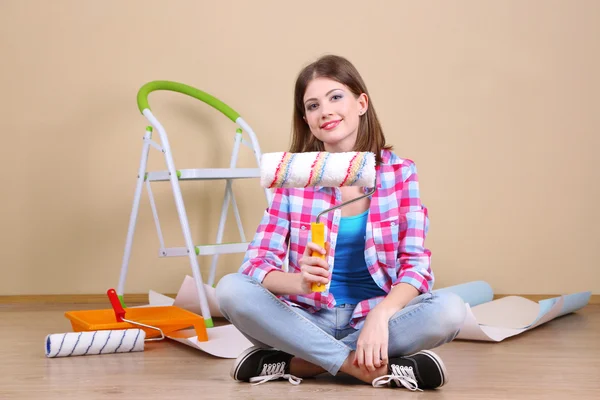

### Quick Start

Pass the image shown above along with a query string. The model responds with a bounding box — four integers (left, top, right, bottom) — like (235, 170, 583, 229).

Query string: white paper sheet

(148, 290, 175, 306)
(167, 325, 253, 359)
(148, 276, 252, 358)
(173, 275, 223, 318)
(434, 281, 592, 342)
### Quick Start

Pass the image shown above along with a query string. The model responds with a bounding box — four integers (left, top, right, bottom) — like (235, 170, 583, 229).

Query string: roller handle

(310, 222, 327, 292)
(107, 288, 126, 322)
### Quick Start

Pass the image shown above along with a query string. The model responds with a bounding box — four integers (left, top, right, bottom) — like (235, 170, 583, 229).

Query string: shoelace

(372, 364, 422, 391)
(249, 362, 302, 386)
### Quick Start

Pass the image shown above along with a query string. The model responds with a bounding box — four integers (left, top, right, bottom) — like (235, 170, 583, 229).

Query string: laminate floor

(1, 302, 598, 399)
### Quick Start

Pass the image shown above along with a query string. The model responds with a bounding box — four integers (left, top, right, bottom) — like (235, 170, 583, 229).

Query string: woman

(216, 54, 466, 391)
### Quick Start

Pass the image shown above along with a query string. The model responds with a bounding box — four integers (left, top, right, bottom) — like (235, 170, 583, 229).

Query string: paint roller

(45, 289, 165, 358)
(260, 151, 377, 292)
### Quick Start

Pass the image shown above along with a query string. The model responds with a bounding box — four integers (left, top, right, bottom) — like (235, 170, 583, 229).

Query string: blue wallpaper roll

(433, 280, 494, 307)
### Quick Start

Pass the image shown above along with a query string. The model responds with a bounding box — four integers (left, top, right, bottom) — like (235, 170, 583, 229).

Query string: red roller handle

(107, 288, 126, 322)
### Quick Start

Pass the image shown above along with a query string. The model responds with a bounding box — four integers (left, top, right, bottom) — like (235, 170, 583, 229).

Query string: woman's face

(303, 77, 368, 152)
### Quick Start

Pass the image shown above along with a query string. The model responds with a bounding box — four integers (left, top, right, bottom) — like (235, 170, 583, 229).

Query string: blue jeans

(216, 273, 466, 376)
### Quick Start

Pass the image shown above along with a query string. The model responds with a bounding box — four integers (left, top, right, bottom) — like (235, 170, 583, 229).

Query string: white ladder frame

(117, 81, 272, 328)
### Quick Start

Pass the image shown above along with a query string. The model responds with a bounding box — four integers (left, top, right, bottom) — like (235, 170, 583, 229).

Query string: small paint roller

(260, 151, 377, 292)
(45, 289, 165, 358)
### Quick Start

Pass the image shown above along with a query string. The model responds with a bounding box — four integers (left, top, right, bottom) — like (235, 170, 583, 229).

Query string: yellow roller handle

(310, 222, 327, 292)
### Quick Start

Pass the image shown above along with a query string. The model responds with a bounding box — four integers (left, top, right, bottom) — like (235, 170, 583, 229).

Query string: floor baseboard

(0, 293, 597, 305)
(0, 293, 177, 304)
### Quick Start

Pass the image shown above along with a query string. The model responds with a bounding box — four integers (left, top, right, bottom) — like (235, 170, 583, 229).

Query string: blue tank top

(329, 209, 387, 305)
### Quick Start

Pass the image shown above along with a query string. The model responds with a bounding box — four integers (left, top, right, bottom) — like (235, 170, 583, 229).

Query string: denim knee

(432, 291, 467, 338)
(215, 273, 256, 319)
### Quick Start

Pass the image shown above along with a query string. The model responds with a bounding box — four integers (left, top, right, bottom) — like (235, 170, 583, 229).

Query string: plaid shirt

(239, 149, 434, 328)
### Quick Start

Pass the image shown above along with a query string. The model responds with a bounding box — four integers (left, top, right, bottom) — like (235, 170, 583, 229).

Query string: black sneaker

(230, 345, 301, 385)
(372, 350, 448, 391)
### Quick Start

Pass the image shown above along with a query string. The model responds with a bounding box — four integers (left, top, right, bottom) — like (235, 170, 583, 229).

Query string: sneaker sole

(417, 350, 448, 387)
(230, 346, 264, 381)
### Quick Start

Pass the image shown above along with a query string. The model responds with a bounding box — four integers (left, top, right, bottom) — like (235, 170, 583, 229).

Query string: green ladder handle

(137, 80, 241, 123)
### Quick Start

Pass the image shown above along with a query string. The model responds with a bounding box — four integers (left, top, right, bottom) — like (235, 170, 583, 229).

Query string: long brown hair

(290, 54, 392, 165)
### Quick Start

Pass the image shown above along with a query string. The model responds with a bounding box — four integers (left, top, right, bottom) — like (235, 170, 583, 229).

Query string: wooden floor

(1, 302, 598, 399)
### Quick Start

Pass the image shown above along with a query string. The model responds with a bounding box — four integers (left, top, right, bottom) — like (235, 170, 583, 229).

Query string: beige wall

(1, 0, 598, 296)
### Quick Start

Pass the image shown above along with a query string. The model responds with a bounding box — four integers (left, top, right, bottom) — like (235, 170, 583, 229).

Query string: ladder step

(159, 243, 250, 257)
(147, 168, 261, 181)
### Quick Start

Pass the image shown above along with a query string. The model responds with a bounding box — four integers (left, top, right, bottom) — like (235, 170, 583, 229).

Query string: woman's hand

(354, 309, 392, 372)
(298, 242, 330, 294)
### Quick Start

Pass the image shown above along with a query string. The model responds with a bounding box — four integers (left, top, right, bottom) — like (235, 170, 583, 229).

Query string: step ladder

(117, 81, 272, 329)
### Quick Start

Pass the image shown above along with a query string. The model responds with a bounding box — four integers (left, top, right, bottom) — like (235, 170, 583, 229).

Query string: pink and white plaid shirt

(239, 149, 434, 328)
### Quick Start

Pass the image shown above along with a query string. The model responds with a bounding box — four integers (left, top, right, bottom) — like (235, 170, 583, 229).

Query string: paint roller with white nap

(45, 329, 146, 358)
(260, 151, 376, 189)
(260, 151, 377, 292)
